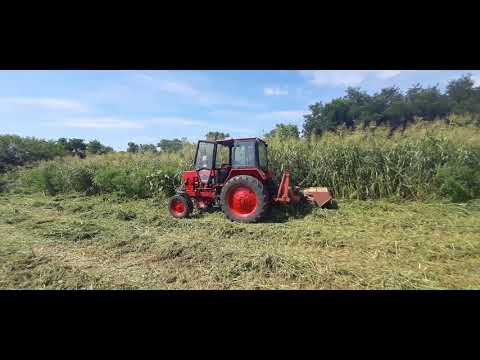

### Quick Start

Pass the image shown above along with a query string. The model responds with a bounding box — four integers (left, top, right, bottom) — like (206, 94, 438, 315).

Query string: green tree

(303, 102, 325, 137)
(405, 84, 450, 121)
(367, 87, 405, 128)
(87, 140, 113, 155)
(446, 74, 480, 114)
(87, 140, 103, 154)
(205, 132, 230, 141)
(157, 139, 184, 153)
(302, 74, 480, 137)
(59, 138, 87, 158)
(57, 138, 68, 149)
(0, 135, 64, 173)
(345, 87, 372, 128)
(303, 100, 352, 137)
(138, 144, 158, 153)
(323, 98, 355, 129)
(265, 124, 299, 139)
(384, 99, 410, 130)
(127, 142, 139, 153)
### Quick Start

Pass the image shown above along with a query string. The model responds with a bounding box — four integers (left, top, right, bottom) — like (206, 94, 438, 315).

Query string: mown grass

(1, 192, 479, 289)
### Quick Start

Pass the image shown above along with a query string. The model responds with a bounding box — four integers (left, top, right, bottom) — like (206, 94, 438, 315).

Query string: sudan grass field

(4, 119, 480, 202)
(1, 120, 480, 289)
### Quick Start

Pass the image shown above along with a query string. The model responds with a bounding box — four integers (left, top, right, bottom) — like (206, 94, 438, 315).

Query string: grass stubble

(1, 192, 479, 290)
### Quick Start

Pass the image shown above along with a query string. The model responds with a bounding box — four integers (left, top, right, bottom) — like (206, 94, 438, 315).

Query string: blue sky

(1, 70, 479, 150)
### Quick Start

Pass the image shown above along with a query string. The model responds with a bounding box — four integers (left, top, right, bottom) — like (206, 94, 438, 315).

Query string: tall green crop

(6, 120, 480, 202)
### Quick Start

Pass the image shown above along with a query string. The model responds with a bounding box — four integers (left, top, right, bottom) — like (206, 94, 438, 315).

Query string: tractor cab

(193, 137, 269, 186)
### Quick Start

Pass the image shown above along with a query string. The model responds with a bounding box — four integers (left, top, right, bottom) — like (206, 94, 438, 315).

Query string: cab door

(215, 143, 231, 184)
(194, 141, 216, 186)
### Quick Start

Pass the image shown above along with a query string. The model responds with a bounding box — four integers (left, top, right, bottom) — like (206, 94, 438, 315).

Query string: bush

(27, 163, 66, 195)
(94, 167, 151, 198)
(435, 165, 480, 202)
(10, 150, 194, 199)
(69, 167, 96, 193)
(0, 135, 64, 173)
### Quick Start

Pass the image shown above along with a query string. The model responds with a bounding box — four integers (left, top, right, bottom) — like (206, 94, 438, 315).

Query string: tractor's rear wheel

(168, 194, 193, 218)
(220, 175, 269, 223)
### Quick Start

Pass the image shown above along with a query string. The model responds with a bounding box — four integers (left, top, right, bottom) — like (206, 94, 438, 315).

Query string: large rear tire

(220, 175, 269, 223)
(168, 194, 193, 218)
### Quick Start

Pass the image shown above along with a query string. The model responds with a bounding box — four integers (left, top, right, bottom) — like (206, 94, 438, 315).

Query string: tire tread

(220, 175, 269, 223)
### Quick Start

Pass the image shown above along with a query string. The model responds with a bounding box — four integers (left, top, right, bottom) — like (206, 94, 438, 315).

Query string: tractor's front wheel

(168, 194, 193, 218)
(220, 175, 269, 223)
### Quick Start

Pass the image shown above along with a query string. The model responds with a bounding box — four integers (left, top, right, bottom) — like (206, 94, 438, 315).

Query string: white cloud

(300, 70, 402, 87)
(0, 97, 88, 112)
(375, 70, 402, 79)
(218, 125, 254, 134)
(149, 117, 253, 134)
(157, 80, 200, 98)
(132, 71, 263, 109)
(149, 117, 208, 127)
(47, 114, 254, 134)
(264, 87, 288, 96)
(473, 74, 480, 86)
(206, 109, 307, 135)
(46, 117, 144, 129)
(133, 71, 200, 97)
(256, 110, 307, 122)
(128, 135, 158, 144)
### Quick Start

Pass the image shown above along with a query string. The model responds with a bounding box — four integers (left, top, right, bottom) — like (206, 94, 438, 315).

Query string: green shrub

(0, 135, 64, 173)
(27, 163, 67, 195)
(146, 166, 185, 197)
(435, 164, 480, 202)
(94, 167, 151, 198)
(69, 167, 96, 193)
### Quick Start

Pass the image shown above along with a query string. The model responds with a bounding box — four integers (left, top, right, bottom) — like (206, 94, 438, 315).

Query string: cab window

(258, 141, 268, 171)
(195, 142, 215, 169)
(232, 141, 256, 167)
(215, 144, 230, 168)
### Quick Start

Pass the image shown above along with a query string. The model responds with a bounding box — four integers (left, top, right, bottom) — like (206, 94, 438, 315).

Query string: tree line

(266, 74, 480, 139)
(0, 136, 115, 173)
(126, 132, 230, 153)
(0, 132, 232, 173)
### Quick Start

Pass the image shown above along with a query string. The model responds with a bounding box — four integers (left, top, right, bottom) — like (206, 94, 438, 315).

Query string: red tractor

(168, 137, 334, 223)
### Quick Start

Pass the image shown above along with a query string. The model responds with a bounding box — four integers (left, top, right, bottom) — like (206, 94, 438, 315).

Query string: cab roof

(214, 137, 266, 146)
